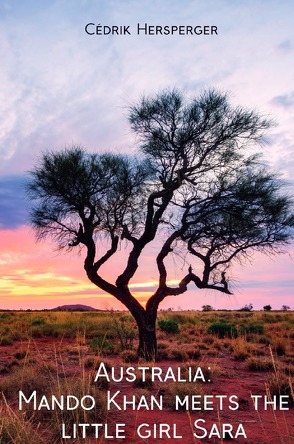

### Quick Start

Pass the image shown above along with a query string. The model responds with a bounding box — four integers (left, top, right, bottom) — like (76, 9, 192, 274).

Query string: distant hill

(52, 304, 98, 312)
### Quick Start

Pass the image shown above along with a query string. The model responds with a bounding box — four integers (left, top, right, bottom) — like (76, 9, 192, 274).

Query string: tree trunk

(136, 313, 157, 361)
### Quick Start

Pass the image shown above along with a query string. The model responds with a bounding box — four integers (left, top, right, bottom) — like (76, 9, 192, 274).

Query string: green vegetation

(0, 310, 293, 349)
(202, 304, 214, 312)
(207, 321, 238, 338)
(158, 318, 180, 334)
(239, 324, 264, 335)
(0, 309, 293, 443)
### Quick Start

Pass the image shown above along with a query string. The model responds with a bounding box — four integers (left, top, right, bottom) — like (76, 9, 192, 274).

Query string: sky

(0, 0, 293, 311)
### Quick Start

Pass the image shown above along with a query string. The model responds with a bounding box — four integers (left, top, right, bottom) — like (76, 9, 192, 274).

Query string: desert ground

(0, 310, 293, 443)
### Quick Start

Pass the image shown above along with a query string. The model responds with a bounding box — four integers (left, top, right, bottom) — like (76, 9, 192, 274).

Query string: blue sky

(0, 0, 293, 310)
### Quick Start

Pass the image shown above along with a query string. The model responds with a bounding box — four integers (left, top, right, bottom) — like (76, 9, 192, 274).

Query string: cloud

(0, 1, 294, 311)
(271, 92, 294, 108)
(277, 39, 293, 52)
(239, 279, 294, 289)
(0, 0, 278, 175)
(0, 175, 28, 229)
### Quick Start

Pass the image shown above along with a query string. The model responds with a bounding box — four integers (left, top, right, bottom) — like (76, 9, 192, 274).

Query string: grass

(266, 372, 294, 405)
(0, 401, 46, 444)
(0, 339, 108, 443)
(0, 309, 292, 340)
(159, 382, 204, 410)
(0, 309, 293, 366)
(0, 309, 293, 442)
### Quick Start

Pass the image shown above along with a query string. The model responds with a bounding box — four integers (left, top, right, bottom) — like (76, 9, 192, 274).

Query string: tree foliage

(202, 305, 214, 312)
(27, 88, 294, 358)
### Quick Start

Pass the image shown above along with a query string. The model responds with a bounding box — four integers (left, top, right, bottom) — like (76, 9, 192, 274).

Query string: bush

(157, 349, 169, 360)
(184, 347, 201, 360)
(120, 350, 138, 363)
(133, 372, 153, 389)
(0, 406, 45, 444)
(31, 317, 45, 326)
(239, 324, 264, 334)
(13, 351, 27, 360)
(160, 382, 204, 410)
(89, 336, 114, 354)
(112, 316, 135, 350)
(267, 373, 294, 404)
(273, 339, 287, 356)
(0, 365, 50, 401)
(46, 377, 107, 438)
(246, 357, 274, 371)
(0, 335, 14, 346)
(207, 321, 237, 338)
(170, 349, 188, 362)
(158, 319, 179, 334)
(239, 303, 253, 312)
(202, 305, 214, 312)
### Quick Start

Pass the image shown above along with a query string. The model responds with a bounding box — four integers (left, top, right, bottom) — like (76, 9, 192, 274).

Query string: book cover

(0, 1, 293, 443)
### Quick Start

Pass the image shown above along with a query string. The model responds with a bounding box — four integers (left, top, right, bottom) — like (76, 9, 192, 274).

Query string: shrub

(120, 350, 138, 363)
(267, 373, 294, 404)
(239, 324, 264, 335)
(112, 316, 135, 350)
(0, 406, 45, 444)
(170, 349, 188, 362)
(202, 335, 214, 345)
(207, 321, 237, 338)
(89, 336, 114, 354)
(167, 314, 194, 325)
(157, 349, 169, 360)
(87, 357, 112, 372)
(257, 335, 271, 345)
(239, 303, 253, 312)
(158, 319, 179, 334)
(133, 372, 153, 389)
(45, 377, 107, 438)
(0, 335, 14, 346)
(206, 347, 219, 356)
(184, 347, 201, 360)
(31, 318, 45, 326)
(272, 339, 287, 356)
(232, 338, 249, 361)
(202, 305, 214, 312)
(13, 351, 27, 360)
(246, 357, 274, 371)
(160, 382, 204, 410)
(0, 365, 50, 401)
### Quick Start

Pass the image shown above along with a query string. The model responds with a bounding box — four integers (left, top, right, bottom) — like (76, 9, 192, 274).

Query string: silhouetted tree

(239, 303, 254, 312)
(202, 305, 214, 312)
(263, 305, 272, 311)
(27, 89, 294, 359)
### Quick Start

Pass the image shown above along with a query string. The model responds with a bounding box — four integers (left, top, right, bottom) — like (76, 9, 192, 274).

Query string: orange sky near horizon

(0, 226, 293, 311)
(0, 226, 165, 310)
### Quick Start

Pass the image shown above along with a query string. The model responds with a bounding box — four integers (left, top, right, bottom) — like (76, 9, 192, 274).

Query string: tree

(239, 303, 254, 312)
(27, 89, 294, 360)
(263, 305, 272, 311)
(281, 305, 291, 311)
(202, 305, 214, 312)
